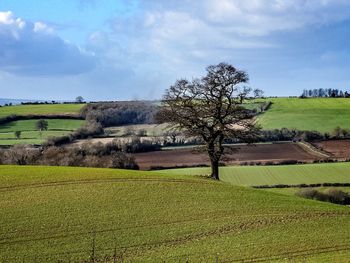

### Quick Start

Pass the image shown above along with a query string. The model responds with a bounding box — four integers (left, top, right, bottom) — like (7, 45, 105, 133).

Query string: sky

(1, 0, 350, 101)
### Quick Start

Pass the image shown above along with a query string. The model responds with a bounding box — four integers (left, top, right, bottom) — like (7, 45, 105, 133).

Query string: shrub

(149, 164, 209, 170)
(110, 152, 139, 170)
(325, 188, 350, 205)
(44, 121, 103, 146)
(0, 148, 5, 165)
(296, 188, 323, 200)
(0, 142, 140, 170)
(119, 138, 161, 153)
(2, 145, 40, 165)
(278, 159, 298, 165)
(296, 188, 350, 205)
(45, 135, 73, 146)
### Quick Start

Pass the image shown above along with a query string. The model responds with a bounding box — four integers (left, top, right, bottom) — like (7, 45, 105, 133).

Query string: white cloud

(203, 0, 350, 36)
(0, 11, 96, 76)
(3, 1, 350, 99)
(109, 0, 350, 68)
(83, 0, 350, 98)
(33, 22, 53, 33)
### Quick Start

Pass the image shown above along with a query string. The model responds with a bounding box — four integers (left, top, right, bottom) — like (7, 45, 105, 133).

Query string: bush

(296, 188, 350, 205)
(278, 159, 298, 165)
(325, 188, 350, 205)
(0, 142, 140, 170)
(149, 164, 209, 170)
(259, 128, 325, 142)
(0, 148, 5, 164)
(120, 138, 161, 153)
(45, 135, 73, 146)
(296, 188, 322, 199)
(44, 121, 103, 146)
(110, 152, 139, 170)
(2, 144, 40, 165)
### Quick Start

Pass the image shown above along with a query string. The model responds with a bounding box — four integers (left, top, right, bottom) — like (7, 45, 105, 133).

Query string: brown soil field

(134, 142, 322, 170)
(313, 140, 350, 159)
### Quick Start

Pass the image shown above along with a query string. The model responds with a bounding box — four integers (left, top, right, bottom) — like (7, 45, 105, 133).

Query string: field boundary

(0, 114, 83, 126)
(252, 182, 350, 189)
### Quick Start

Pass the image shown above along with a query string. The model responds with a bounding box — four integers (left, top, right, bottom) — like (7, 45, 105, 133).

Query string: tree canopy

(158, 62, 260, 180)
(36, 119, 48, 132)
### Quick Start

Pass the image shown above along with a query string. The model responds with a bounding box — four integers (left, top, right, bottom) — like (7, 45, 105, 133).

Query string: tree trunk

(210, 158, 219, 180)
(207, 140, 222, 180)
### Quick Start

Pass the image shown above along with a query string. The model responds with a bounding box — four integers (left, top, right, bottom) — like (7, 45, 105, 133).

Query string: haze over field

(2, 0, 350, 100)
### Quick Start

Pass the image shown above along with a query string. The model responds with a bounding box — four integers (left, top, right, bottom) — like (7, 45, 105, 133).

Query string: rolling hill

(0, 119, 85, 145)
(0, 165, 349, 262)
(0, 104, 86, 145)
(0, 104, 84, 118)
(258, 98, 350, 133)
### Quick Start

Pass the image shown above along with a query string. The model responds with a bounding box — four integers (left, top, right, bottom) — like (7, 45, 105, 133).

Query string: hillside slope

(0, 119, 85, 145)
(0, 104, 86, 145)
(258, 98, 350, 133)
(0, 104, 84, 118)
(0, 165, 349, 262)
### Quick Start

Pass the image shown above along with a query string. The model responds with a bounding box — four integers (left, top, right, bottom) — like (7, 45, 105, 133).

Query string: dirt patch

(134, 143, 322, 170)
(313, 140, 350, 159)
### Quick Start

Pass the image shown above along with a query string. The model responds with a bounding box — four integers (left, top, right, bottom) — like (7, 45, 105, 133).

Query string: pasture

(258, 98, 350, 133)
(0, 165, 349, 262)
(0, 104, 84, 118)
(0, 119, 84, 145)
(160, 162, 350, 186)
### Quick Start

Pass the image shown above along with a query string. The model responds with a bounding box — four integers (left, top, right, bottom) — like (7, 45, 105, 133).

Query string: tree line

(80, 101, 157, 127)
(300, 88, 350, 98)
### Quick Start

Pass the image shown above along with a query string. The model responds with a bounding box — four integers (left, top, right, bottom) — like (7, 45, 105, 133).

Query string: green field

(0, 119, 85, 145)
(258, 98, 350, 133)
(0, 104, 84, 118)
(160, 163, 350, 186)
(0, 165, 349, 262)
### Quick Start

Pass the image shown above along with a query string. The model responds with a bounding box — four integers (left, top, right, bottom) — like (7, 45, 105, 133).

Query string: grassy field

(258, 98, 350, 133)
(0, 119, 84, 145)
(0, 104, 84, 118)
(160, 163, 350, 186)
(0, 165, 349, 262)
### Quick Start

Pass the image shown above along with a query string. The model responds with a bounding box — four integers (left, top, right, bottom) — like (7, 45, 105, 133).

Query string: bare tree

(238, 86, 252, 103)
(157, 62, 260, 180)
(253, 88, 264, 98)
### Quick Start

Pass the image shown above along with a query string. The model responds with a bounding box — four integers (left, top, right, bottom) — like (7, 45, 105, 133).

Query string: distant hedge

(0, 114, 83, 125)
(253, 183, 350, 189)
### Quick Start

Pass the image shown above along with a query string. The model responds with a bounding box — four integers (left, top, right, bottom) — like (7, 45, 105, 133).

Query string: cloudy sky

(1, 0, 350, 101)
